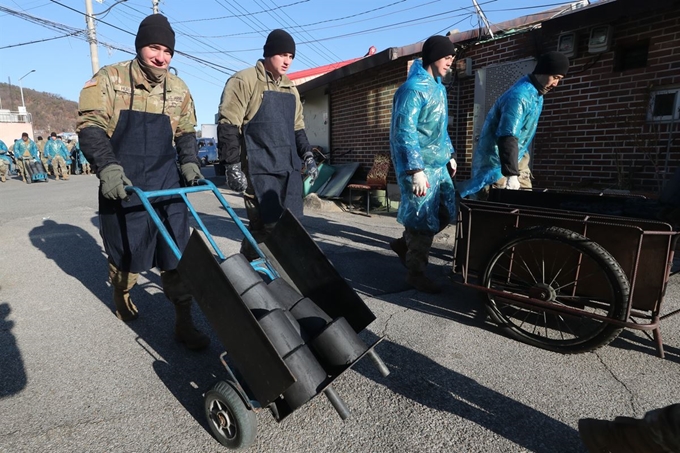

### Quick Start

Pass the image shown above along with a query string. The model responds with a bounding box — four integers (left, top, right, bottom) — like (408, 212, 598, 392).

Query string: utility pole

(8, 77, 14, 111)
(152, 0, 159, 14)
(85, 0, 100, 74)
(472, 0, 494, 39)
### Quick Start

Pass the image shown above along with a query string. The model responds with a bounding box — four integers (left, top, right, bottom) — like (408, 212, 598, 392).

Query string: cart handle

(125, 179, 278, 279)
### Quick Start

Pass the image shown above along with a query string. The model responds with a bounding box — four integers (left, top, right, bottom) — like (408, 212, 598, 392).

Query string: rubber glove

(412, 171, 429, 197)
(226, 163, 248, 192)
(506, 175, 520, 190)
(99, 164, 132, 201)
(302, 152, 318, 185)
(180, 162, 203, 186)
(449, 157, 457, 177)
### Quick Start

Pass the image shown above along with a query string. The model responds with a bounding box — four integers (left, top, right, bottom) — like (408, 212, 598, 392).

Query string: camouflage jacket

(218, 59, 305, 132)
(76, 58, 197, 140)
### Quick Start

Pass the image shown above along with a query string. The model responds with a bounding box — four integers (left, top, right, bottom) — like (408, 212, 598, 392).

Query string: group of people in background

(0, 132, 91, 183)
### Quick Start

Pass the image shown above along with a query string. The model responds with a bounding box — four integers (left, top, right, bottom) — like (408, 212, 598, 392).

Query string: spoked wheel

(204, 381, 257, 450)
(481, 226, 630, 353)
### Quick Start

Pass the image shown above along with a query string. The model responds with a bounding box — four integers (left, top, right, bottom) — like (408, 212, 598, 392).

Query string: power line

(0, 31, 85, 50)
(47, 0, 238, 74)
(191, 9, 475, 54)
(174, 0, 311, 24)
(190, 0, 430, 38)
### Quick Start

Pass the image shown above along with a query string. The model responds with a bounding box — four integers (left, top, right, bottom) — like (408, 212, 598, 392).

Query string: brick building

(297, 0, 680, 195)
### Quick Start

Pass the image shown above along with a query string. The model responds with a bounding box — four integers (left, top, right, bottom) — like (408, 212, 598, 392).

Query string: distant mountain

(0, 82, 78, 136)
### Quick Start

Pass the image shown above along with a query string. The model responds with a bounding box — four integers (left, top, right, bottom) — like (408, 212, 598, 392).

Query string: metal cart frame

(453, 191, 680, 357)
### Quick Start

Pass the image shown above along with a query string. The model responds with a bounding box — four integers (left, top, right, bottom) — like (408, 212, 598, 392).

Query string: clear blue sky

(1, 0, 574, 127)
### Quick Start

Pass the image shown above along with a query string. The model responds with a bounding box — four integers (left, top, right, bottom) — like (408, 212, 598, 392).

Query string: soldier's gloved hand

(412, 171, 429, 197)
(225, 163, 247, 192)
(99, 164, 132, 201)
(180, 162, 203, 186)
(448, 157, 457, 178)
(506, 175, 520, 190)
(302, 152, 318, 185)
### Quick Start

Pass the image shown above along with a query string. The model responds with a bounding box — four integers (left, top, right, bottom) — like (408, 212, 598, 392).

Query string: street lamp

(18, 69, 36, 110)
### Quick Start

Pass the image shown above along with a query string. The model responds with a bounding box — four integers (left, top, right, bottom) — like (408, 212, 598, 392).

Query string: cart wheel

(204, 381, 257, 450)
(481, 226, 630, 353)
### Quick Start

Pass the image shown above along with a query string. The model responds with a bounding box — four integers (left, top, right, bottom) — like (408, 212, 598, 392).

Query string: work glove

(225, 162, 247, 192)
(449, 157, 457, 178)
(412, 171, 429, 197)
(180, 162, 203, 186)
(506, 175, 520, 190)
(99, 164, 132, 201)
(302, 152, 318, 185)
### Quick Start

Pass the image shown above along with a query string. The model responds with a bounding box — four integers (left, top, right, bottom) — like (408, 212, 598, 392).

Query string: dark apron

(99, 66, 189, 273)
(243, 90, 302, 224)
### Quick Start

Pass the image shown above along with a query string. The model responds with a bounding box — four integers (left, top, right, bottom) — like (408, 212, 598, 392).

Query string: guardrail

(0, 111, 33, 123)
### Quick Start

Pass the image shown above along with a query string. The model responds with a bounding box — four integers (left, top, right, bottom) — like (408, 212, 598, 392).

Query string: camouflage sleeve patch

(83, 78, 97, 88)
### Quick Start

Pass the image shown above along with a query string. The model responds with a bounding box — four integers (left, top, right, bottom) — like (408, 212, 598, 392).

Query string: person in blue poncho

(458, 51, 569, 199)
(74, 141, 92, 175)
(0, 139, 10, 182)
(388, 35, 458, 294)
(14, 133, 40, 183)
(43, 133, 72, 180)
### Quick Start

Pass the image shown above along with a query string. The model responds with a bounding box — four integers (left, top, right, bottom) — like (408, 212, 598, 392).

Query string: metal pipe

(324, 386, 350, 420)
(367, 349, 390, 377)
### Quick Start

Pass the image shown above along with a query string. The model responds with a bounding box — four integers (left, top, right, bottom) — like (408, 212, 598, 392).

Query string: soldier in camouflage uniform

(217, 29, 318, 260)
(76, 14, 209, 350)
(36, 136, 47, 172)
(44, 132, 72, 180)
(14, 133, 39, 183)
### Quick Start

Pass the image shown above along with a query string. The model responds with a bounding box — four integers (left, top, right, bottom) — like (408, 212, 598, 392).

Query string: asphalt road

(1, 167, 679, 453)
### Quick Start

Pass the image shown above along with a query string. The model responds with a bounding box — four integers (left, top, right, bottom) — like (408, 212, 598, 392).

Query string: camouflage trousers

(473, 153, 532, 200)
(0, 160, 7, 182)
(108, 262, 193, 306)
(52, 156, 69, 179)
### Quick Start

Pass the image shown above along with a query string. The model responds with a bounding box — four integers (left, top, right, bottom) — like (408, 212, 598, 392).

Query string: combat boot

(578, 416, 667, 453)
(174, 301, 210, 350)
(406, 271, 442, 294)
(389, 237, 407, 267)
(113, 288, 139, 322)
(109, 263, 139, 322)
(161, 269, 210, 350)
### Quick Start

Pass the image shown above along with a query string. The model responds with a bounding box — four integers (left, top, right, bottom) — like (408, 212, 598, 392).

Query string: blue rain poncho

(14, 139, 39, 160)
(0, 140, 11, 166)
(390, 59, 456, 233)
(43, 140, 72, 165)
(458, 75, 543, 197)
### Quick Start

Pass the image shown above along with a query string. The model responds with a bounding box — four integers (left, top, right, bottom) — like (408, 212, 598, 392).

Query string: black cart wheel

(204, 381, 257, 450)
(481, 226, 630, 353)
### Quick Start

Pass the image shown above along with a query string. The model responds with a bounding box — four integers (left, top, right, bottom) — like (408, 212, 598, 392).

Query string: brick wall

(328, 4, 680, 193)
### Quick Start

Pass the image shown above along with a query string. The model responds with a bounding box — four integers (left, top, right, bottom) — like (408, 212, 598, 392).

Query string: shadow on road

(355, 332, 585, 453)
(0, 302, 27, 398)
(28, 218, 228, 439)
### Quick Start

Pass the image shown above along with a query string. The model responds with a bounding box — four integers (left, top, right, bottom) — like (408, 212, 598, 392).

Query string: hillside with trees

(0, 82, 78, 136)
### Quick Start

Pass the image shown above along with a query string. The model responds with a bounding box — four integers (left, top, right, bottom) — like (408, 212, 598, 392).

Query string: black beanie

(135, 14, 175, 56)
(533, 51, 570, 76)
(263, 29, 296, 58)
(421, 35, 456, 66)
